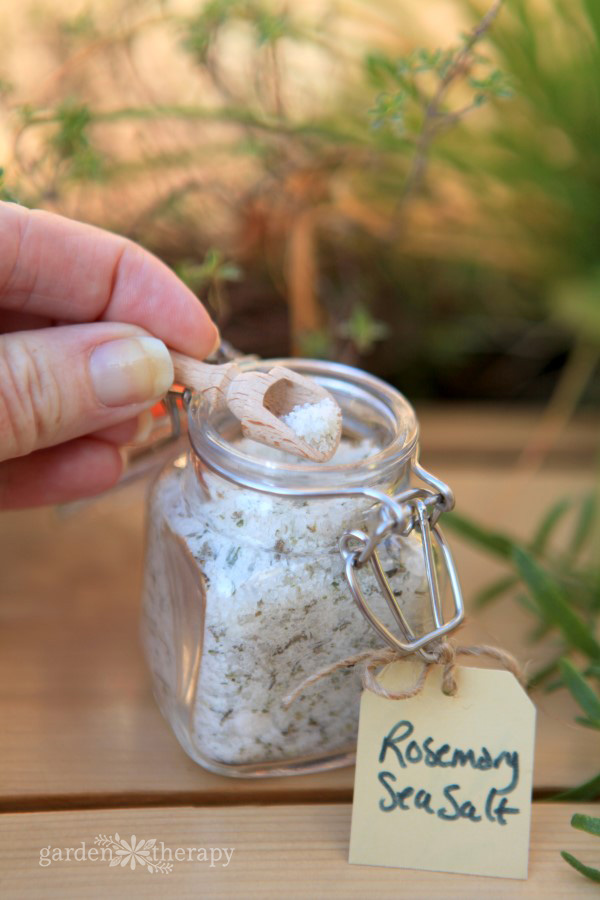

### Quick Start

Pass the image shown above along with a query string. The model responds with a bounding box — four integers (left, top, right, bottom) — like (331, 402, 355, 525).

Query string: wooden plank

(1, 803, 599, 897)
(0, 429, 597, 806)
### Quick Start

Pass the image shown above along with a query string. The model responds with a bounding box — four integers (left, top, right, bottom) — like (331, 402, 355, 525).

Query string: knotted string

(282, 639, 524, 709)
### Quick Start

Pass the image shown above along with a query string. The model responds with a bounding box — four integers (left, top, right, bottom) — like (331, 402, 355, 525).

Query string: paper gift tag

(349, 661, 536, 880)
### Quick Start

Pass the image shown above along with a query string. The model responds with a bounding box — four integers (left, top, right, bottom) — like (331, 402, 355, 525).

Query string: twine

(282, 639, 524, 709)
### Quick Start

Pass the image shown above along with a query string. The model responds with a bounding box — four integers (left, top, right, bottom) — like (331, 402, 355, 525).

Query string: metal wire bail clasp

(339, 461, 464, 655)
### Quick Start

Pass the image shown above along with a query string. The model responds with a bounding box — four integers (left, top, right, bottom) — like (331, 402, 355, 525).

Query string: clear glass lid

(186, 359, 419, 495)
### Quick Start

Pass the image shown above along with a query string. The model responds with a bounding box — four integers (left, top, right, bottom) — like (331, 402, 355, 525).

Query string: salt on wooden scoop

(281, 397, 342, 458)
(170, 352, 342, 462)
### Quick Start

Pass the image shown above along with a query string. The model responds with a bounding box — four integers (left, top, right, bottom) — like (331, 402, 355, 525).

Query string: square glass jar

(141, 360, 447, 777)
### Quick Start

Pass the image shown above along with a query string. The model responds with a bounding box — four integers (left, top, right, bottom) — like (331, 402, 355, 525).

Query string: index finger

(0, 201, 219, 358)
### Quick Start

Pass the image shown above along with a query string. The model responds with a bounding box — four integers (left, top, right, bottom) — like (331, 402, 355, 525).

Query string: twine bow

(282, 639, 524, 709)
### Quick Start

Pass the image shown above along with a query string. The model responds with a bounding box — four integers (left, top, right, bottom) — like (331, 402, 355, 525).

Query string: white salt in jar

(141, 360, 463, 777)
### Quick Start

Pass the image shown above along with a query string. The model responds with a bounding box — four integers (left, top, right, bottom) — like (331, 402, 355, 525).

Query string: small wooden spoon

(170, 352, 342, 462)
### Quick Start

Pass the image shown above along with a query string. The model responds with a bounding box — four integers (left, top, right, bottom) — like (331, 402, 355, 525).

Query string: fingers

(92, 417, 140, 446)
(0, 310, 53, 333)
(0, 412, 156, 507)
(0, 202, 219, 358)
(0, 322, 174, 462)
(0, 437, 124, 508)
(93, 410, 154, 445)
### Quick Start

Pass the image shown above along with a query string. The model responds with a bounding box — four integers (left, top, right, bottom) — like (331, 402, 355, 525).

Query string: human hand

(0, 202, 219, 508)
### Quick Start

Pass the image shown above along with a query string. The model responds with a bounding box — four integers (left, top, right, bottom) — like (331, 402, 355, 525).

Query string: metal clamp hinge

(339, 463, 464, 656)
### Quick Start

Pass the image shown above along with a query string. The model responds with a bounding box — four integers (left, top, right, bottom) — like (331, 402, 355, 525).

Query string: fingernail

(90, 337, 174, 407)
(118, 446, 129, 471)
(129, 409, 154, 444)
(209, 327, 221, 357)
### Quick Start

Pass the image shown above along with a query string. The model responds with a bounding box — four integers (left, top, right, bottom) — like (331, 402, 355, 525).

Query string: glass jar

(141, 359, 462, 777)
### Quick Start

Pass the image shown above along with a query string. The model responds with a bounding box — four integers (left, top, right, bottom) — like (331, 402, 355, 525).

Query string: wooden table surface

(0, 406, 598, 897)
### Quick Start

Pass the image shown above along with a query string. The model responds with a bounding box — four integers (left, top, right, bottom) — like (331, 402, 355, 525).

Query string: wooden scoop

(170, 352, 342, 462)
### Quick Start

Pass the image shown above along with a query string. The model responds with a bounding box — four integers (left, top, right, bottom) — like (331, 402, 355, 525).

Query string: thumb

(0, 322, 174, 462)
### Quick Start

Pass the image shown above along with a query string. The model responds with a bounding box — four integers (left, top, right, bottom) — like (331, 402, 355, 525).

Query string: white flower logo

(94, 834, 173, 874)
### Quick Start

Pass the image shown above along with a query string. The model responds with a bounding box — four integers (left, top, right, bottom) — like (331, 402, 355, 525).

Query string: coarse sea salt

(142, 435, 431, 770)
(281, 396, 341, 455)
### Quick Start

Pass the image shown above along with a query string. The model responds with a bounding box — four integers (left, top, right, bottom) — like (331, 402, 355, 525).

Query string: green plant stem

(561, 851, 600, 883)
(21, 105, 365, 145)
(554, 773, 600, 802)
(389, 0, 504, 232)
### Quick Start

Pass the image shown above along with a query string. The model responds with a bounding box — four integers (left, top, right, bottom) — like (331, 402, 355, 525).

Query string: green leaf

(526, 606, 556, 642)
(443, 513, 514, 560)
(544, 678, 564, 694)
(527, 656, 561, 690)
(512, 548, 600, 661)
(566, 494, 597, 563)
(175, 250, 241, 294)
(562, 814, 600, 883)
(554, 772, 600, 801)
(561, 851, 600, 883)
(337, 303, 390, 354)
(51, 102, 92, 159)
(514, 591, 541, 617)
(559, 659, 600, 721)
(572, 814, 600, 838)
(526, 621, 552, 644)
(530, 497, 572, 554)
(252, 10, 294, 46)
(574, 716, 600, 731)
(368, 91, 407, 136)
(474, 573, 519, 608)
(219, 262, 242, 282)
(363, 52, 397, 88)
(180, 0, 242, 63)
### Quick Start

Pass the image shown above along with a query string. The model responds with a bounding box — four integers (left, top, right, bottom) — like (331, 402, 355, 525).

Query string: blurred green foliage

(562, 813, 600, 883)
(454, 0, 600, 382)
(446, 489, 600, 879)
(446, 493, 600, 806)
(0, 0, 598, 402)
(175, 249, 242, 319)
